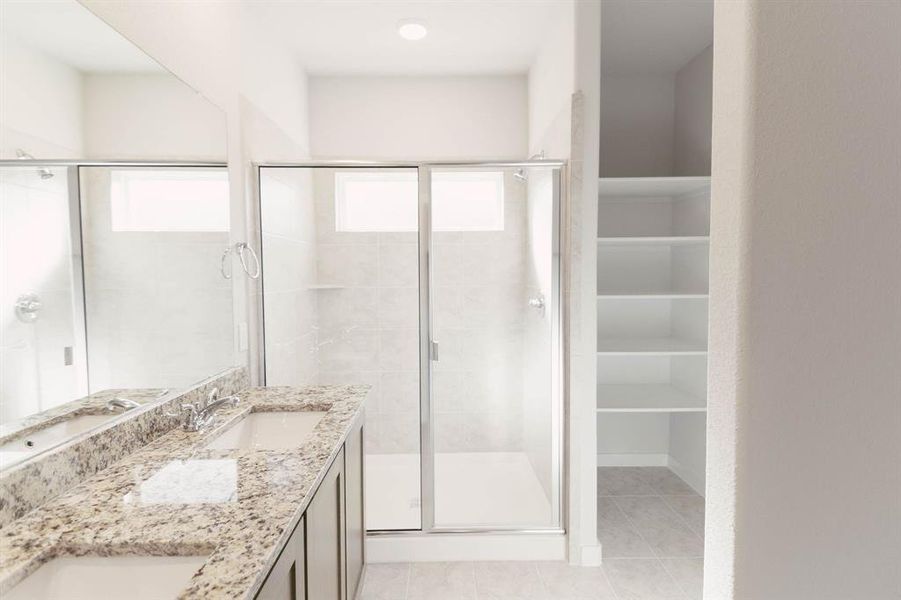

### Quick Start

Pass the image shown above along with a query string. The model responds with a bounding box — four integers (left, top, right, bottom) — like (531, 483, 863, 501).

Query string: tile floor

(359, 467, 704, 600)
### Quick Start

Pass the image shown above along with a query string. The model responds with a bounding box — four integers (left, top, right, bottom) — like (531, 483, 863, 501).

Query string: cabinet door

(306, 448, 346, 600)
(256, 515, 305, 600)
(344, 424, 364, 600)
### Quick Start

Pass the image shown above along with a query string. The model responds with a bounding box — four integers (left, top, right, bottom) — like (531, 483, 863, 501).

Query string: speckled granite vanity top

(0, 385, 368, 599)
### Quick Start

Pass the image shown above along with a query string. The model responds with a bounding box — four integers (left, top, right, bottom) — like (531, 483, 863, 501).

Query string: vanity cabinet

(256, 515, 306, 600)
(344, 424, 364, 600)
(306, 447, 346, 600)
(254, 421, 364, 600)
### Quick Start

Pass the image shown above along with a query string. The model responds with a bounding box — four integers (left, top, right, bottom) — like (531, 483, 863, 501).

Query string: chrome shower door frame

(254, 160, 567, 537)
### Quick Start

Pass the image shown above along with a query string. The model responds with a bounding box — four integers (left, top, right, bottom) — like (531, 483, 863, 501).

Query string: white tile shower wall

(80, 168, 233, 391)
(313, 169, 529, 455)
(260, 168, 319, 387)
(432, 170, 527, 455)
(0, 168, 85, 423)
(313, 168, 420, 455)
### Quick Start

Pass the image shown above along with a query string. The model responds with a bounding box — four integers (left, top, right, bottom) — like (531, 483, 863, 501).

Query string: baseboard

(666, 456, 705, 497)
(596, 453, 706, 497)
(596, 453, 669, 467)
(574, 543, 603, 566)
(366, 532, 566, 563)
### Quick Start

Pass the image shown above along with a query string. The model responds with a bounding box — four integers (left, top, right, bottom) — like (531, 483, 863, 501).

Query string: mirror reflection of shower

(15, 150, 54, 180)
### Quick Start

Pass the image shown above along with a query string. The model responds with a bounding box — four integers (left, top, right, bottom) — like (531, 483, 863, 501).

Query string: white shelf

(306, 284, 345, 290)
(596, 384, 706, 413)
(597, 292, 708, 299)
(597, 337, 707, 356)
(597, 235, 709, 246)
(598, 176, 711, 198)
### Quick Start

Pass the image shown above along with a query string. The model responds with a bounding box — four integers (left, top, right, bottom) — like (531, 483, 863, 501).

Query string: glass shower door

(259, 166, 423, 532)
(426, 164, 562, 530)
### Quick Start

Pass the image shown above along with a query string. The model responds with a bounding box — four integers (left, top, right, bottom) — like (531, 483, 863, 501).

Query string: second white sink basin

(4, 555, 207, 600)
(205, 412, 326, 450)
(0, 414, 116, 469)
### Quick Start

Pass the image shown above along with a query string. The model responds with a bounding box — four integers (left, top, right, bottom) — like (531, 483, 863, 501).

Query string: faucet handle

(204, 387, 220, 409)
(165, 402, 200, 430)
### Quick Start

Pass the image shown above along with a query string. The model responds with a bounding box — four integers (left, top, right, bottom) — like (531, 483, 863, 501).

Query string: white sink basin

(0, 414, 115, 469)
(4, 555, 207, 600)
(205, 412, 326, 450)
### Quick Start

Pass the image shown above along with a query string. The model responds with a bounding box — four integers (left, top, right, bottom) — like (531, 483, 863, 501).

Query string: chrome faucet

(168, 387, 240, 432)
(106, 397, 141, 412)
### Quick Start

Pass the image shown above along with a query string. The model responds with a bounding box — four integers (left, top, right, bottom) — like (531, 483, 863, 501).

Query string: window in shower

(110, 168, 229, 232)
(334, 171, 504, 232)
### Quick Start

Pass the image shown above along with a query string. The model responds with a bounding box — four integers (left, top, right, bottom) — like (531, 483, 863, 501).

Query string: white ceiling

(601, 0, 713, 75)
(244, 0, 566, 76)
(0, 0, 163, 73)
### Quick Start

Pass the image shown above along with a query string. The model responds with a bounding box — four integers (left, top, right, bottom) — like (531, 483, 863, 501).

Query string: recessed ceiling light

(397, 19, 428, 41)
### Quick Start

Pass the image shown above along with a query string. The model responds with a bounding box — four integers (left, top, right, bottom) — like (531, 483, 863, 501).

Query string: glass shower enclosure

(258, 161, 563, 533)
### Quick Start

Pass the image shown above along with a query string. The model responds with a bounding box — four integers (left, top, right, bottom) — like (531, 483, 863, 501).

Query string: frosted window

(110, 169, 229, 232)
(335, 171, 504, 232)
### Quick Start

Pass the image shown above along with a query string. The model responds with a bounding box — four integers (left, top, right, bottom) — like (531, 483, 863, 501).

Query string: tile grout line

(609, 493, 690, 598)
(611, 493, 704, 559)
(660, 494, 705, 539)
(403, 562, 412, 600)
(658, 556, 696, 600)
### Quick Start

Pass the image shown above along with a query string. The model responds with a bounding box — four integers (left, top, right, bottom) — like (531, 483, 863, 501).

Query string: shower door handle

(430, 340, 439, 362)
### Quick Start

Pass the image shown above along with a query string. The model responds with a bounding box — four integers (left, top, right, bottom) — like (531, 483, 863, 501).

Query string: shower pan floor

(366, 452, 555, 531)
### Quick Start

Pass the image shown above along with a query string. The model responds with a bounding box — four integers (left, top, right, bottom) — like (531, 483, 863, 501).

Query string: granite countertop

(0, 385, 369, 599)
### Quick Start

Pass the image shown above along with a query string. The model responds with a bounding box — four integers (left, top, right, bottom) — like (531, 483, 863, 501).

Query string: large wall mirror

(0, 0, 232, 469)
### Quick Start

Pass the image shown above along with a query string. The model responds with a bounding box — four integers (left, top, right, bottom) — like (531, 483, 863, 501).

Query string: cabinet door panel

(256, 517, 300, 600)
(345, 424, 364, 599)
(306, 448, 345, 600)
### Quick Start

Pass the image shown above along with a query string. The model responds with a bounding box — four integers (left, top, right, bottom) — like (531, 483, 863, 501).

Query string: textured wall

(707, 1, 901, 597)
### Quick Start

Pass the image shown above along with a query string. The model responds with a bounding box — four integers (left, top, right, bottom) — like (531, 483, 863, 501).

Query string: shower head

(512, 151, 546, 183)
(15, 149, 54, 180)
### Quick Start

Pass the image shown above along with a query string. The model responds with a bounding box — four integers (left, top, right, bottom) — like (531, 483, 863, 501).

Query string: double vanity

(0, 383, 368, 600)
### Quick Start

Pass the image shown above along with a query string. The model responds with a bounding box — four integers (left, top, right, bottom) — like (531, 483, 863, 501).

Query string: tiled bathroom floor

(360, 467, 704, 600)
(596, 466, 705, 599)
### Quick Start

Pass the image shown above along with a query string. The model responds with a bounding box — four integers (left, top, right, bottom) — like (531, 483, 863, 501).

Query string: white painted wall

(0, 34, 83, 158)
(600, 75, 675, 177)
(568, 0, 602, 567)
(82, 74, 226, 160)
(673, 45, 712, 176)
(309, 76, 527, 160)
(527, 1, 575, 159)
(707, 1, 901, 597)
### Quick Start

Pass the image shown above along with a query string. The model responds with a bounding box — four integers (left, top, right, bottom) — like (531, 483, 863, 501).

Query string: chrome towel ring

(219, 243, 261, 280)
(236, 242, 261, 279)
